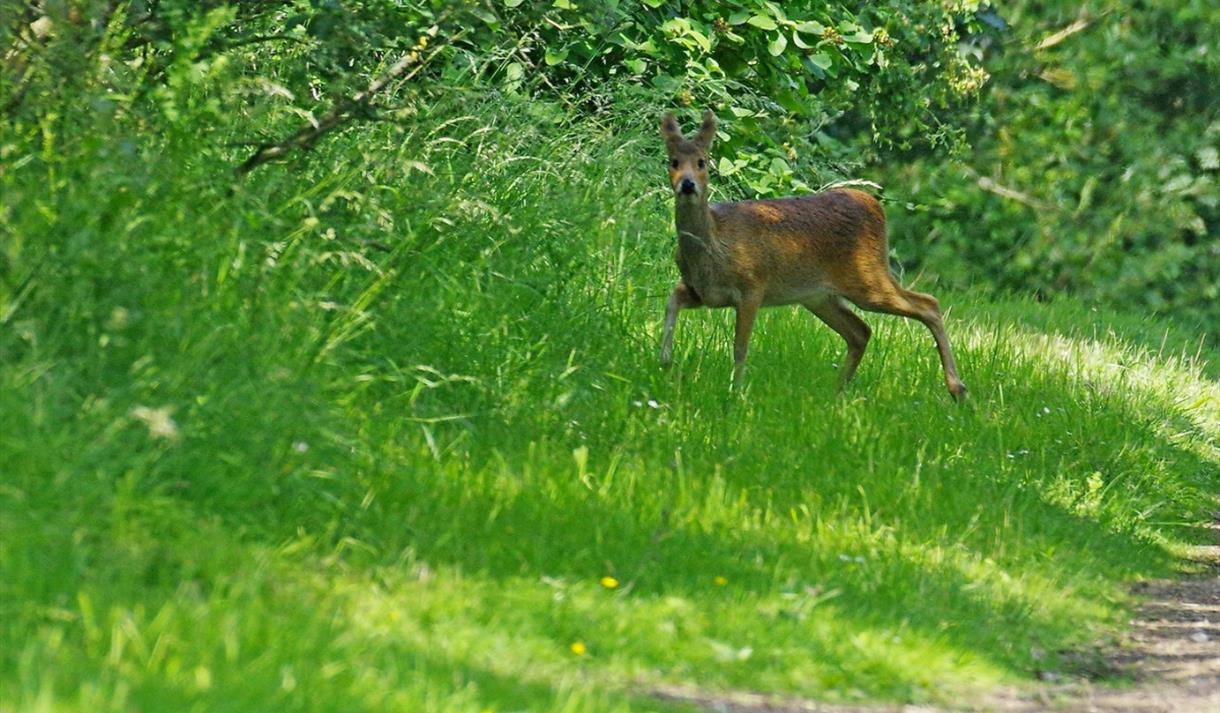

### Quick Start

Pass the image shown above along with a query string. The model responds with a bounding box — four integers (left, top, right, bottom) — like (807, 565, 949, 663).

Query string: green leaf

(774, 87, 806, 113)
(842, 30, 874, 44)
(763, 2, 789, 24)
(748, 174, 775, 195)
(552, 0, 574, 9)
(544, 48, 569, 66)
(794, 21, 826, 35)
(504, 0, 524, 7)
(688, 28, 712, 53)
(660, 18, 688, 34)
(747, 15, 778, 31)
(728, 11, 750, 25)
(809, 52, 832, 70)
(661, 17, 712, 54)
(768, 33, 787, 56)
(717, 157, 737, 176)
(769, 157, 791, 176)
(651, 74, 680, 92)
(641, 0, 665, 7)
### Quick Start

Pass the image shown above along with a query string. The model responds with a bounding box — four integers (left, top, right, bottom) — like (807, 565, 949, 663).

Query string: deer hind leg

(847, 281, 967, 400)
(804, 297, 871, 390)
(660, 281, 701, 366)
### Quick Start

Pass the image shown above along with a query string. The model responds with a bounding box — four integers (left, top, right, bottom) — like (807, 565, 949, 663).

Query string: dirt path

(650, 534, 1219, 713)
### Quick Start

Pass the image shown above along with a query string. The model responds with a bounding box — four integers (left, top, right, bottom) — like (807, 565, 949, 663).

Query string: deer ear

(694, 110, 717, 150)
(660, 112, 684, 148)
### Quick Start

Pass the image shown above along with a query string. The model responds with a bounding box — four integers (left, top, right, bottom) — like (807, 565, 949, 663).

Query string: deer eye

(670, 159, 679, 169)
(697, 159, 706, 169)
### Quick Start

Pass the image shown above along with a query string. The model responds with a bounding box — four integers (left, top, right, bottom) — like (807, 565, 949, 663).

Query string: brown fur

(659, 110, 967, 398)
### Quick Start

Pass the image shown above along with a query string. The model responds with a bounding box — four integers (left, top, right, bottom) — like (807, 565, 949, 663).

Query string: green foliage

(481, 0, 995, 192)
(4, 1, 994, 189)
(887, 0, 1220, 323)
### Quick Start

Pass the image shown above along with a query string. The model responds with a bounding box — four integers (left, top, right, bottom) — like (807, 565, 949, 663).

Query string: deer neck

(674, 196, 719, 262)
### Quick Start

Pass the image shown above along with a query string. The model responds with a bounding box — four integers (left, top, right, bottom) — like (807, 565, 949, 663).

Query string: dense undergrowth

(890, 0, 1220, 323)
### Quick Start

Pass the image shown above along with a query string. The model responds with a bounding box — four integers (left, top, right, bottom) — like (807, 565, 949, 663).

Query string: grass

(1, 92, 1216, 712)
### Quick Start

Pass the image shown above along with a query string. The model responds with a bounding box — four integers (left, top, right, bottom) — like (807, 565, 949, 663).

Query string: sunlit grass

(1, 94, 1216, 712)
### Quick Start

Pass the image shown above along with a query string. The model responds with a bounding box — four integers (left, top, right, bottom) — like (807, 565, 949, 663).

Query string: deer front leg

(660, 282, 699, 366)
(731, 293, 763, 387)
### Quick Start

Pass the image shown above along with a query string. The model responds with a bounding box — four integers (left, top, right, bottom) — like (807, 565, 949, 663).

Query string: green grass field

(2, 98, 1216, 712)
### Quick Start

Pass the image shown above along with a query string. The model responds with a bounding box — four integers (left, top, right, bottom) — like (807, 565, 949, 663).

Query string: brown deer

(658, 110, 967, 399)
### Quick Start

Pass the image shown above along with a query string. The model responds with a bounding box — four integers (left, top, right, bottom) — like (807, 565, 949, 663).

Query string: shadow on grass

(89, 313, 1218, 704)
(360, 317, 1212, 679)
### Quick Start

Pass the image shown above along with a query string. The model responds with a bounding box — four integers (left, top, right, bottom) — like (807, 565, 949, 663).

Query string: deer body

(659, 111, 967, 399)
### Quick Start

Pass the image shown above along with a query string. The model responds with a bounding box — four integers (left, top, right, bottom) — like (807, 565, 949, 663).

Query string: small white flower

(292, 441, 310, 453)
(129, 405, 179, 441)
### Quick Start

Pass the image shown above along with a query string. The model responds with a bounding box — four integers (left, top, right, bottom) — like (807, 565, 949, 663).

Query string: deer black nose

(680, 179, 697, 195)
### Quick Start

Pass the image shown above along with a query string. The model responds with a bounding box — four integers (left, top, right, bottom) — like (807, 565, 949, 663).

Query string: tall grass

(1, 89, 1216, 712)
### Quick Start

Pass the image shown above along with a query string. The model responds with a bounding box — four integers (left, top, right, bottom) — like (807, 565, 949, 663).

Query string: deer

(658, 110, 967, 399)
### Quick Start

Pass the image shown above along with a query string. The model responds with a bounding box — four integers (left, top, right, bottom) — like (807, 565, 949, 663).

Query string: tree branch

(234, 29, 451, 178)
(1035, 17, 1091, 51)
(973, 173, 1050, 212)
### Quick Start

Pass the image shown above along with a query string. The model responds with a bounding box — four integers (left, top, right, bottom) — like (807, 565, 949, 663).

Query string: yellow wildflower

(600, 576, 619, 589)
(713, 576, 728, 586)
(570, 641, 587, 656)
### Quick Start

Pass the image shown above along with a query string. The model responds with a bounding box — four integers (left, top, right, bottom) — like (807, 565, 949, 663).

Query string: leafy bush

(886, 0, 1220, 323)
(3, 1, 994, 189)
(477, 1, 997, 192)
